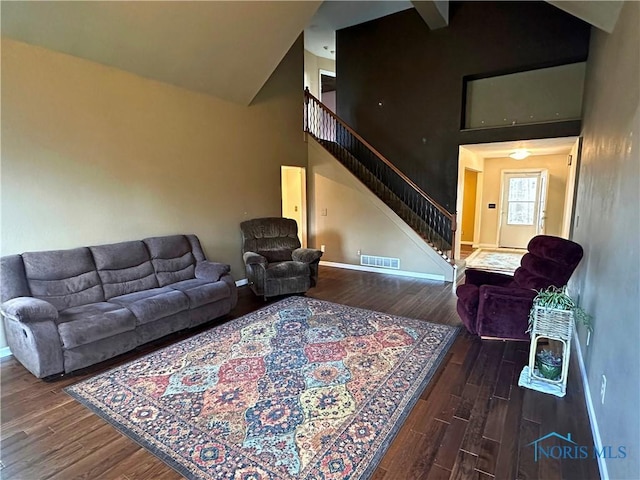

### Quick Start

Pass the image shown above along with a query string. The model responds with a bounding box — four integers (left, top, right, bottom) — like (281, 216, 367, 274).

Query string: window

(507, 177, 537, 225)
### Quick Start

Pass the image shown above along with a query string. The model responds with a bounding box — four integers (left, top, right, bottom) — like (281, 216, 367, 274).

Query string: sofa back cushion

(144, 235, 197, 287)
(22, 248, 104, 311)
(90, 241, 159, 300)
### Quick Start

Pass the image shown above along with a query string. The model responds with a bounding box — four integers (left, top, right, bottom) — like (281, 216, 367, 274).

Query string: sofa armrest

(243, 252, 267, 267)
(195, 261, 231, 282)
(1, 297, 58, 323)
(292, 248, 323, 264)
(464, 268, 514, 287)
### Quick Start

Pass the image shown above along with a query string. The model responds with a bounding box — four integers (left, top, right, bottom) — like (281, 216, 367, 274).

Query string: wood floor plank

(517, 418, 541, 480)
(402, 418, 450, 480)
(493, 382, 524, 480)
(433, 417, 469, 470)
(476, 437, 500, 476)
(426, 464, 452, 480)
(450, 450, 479, 480)
(493, 359, 515, 400)
(0, 267, 600, 479)
(482, 396, 509, 443)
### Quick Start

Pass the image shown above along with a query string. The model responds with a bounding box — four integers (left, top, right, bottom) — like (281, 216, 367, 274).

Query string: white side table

(518, 305, 574, 397)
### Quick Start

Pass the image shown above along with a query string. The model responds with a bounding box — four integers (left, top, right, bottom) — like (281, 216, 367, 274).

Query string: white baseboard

(320, 260, 446, 282)
(235, 278, 249, 287)
(573, 326, 608, 480)
(0, 346, 12, 359)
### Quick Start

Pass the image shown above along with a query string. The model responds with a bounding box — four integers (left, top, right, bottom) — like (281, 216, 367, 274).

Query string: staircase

(304, 89, 457, 263)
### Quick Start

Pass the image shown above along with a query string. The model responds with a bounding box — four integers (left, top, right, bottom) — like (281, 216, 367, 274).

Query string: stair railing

(304, 88, 456, 261)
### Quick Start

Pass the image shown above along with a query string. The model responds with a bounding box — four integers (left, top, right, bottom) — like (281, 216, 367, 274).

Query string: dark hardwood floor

(0, 266, 599, 479)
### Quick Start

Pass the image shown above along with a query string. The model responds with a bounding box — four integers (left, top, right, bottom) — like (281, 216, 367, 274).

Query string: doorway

(499, 170, 548, 248)
(461, 169, 479, 245)
(319, 69, 336, 113)
(281, 166, 307, 247)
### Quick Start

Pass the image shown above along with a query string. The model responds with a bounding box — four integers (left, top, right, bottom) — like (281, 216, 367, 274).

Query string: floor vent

(360, 255, 400, 270)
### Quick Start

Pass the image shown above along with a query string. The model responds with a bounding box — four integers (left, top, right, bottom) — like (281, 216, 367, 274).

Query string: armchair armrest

(292, 248, 323, 264)
(243, 251, 267, 267)
(1, 297, 58, 323)
(464, 268, 514, 287)
(195, 261, 231, 282)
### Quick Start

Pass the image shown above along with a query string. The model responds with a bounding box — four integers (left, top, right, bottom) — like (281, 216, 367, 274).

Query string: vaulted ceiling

(1, 1, 624, 105)
(1, 1, 321, 105)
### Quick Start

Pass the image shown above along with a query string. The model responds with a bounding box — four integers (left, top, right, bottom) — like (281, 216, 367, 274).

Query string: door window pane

(508, 202, 534, 225)
(507, 177, 537, 225)
(508, 177, 537, 201)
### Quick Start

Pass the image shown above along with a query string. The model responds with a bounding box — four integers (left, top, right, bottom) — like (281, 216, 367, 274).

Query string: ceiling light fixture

(509, 149, 531, 160)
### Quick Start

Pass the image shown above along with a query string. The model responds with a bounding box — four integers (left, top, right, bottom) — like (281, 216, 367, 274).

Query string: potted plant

(528, 285, 593, 333)
(535, 349, 563, 380)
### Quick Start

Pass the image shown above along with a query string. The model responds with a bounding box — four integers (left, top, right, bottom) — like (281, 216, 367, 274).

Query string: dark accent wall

(336, 1, 591, 212)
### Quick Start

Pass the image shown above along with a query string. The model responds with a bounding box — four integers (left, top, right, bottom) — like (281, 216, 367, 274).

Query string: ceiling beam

(411, 1, 449, 30)
(546, 1, 624, 33)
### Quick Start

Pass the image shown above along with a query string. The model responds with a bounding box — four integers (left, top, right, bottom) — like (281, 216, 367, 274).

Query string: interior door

(499, 171, 545, 248)
(281, 166, 307, 247)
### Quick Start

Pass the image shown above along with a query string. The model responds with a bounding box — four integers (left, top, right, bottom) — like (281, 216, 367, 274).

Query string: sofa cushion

(144, 235, 196, 287)
(22, 248, 104, 311)
(57, 302, 136, 349)
(90, 241, 159, 300)
(110, 287, 189, 325)
(265, 261, 310, 279)
(168, 279, 231, 309)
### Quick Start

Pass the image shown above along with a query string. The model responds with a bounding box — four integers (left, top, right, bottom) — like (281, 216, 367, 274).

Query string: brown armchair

(240, 218, 323, 299)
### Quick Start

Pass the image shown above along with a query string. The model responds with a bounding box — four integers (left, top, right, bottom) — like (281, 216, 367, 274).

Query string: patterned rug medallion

(66, 297, 458, 479)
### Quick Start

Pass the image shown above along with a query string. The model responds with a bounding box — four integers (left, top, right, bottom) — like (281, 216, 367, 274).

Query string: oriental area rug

(66, 296, 458, 479)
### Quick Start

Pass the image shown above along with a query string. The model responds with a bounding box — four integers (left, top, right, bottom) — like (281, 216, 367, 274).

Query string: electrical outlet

(320, 244, 325, 253)
(601, 375, 607, 404)
(357, 250, 361, 256)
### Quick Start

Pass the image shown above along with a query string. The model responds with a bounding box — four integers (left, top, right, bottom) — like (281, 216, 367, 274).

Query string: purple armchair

(456, 236, 583, 340)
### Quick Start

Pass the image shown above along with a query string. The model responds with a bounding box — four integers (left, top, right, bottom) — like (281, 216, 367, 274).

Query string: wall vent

(360, 254, 400, 270)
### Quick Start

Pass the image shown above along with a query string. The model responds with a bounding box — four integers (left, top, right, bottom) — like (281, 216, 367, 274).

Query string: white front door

(499, 171, 547, 248)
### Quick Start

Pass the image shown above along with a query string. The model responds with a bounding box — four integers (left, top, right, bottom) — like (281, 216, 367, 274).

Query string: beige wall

(1, 37, 307, 348)
(308, 138, 453, 281)
(570, 2, 639, 478)
(478, 154, 569, 246)
(303, 49, 336, 99)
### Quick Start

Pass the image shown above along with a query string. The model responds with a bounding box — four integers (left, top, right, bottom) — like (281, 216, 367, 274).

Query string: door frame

(497, 168, 548, 248)
(318, 68, 336, 104)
